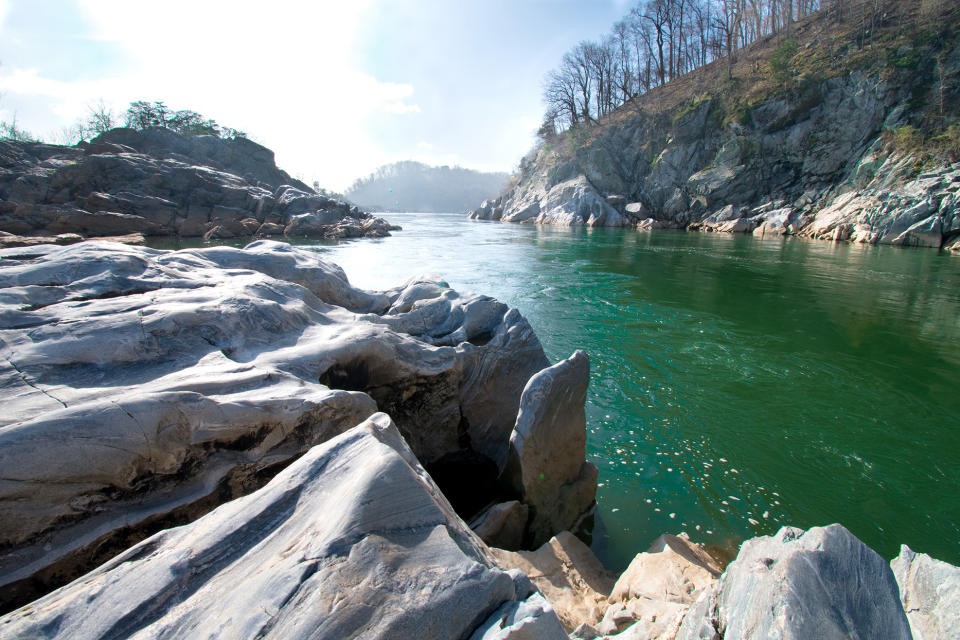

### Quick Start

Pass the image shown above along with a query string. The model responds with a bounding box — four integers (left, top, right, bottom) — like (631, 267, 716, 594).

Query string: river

(150, 209, 960, 569)
(298, 212, 960, 569)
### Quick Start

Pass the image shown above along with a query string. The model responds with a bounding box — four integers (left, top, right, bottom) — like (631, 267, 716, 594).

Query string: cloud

(0, 0, 421, 190)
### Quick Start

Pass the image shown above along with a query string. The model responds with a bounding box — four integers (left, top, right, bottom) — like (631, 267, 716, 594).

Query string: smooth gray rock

(502, 350, 597, 547)
(891, 544, 960, 640)
(710, 525, 912, 639)
(1, 413, 564, 639)
(470, 592, 569, 640)
(0, 240, 548, 610)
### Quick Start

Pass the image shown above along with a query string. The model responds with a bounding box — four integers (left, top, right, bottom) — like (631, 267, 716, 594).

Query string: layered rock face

(0, 239, 595, 612)
(0, 127, 397, 241)
(470, 65, 960, 250)
(0, 413, 569, 639)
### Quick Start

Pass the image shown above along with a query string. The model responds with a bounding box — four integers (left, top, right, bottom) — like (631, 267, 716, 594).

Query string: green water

(156, 213, 960, 569)
(306, 213, 960, 569)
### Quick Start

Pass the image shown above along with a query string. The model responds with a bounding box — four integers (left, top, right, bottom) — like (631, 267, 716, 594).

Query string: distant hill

(346, 161, 509, 213)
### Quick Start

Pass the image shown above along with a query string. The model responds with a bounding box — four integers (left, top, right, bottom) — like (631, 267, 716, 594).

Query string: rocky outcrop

(490, 531, 616, 632)
(596, 534, 722, 639)
(501, 350, 598, 548)
(470, 44, 960, 251)
(0, 239, 566, 611)
(516, 524, 957, 640)
(675, 524, 912, 640)
(0, 127, 398, 240)
(891, 544, 960, 640)
(0, 413, 568, 639)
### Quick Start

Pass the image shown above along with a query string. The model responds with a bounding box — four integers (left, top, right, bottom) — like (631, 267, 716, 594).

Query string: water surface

(197, 214, 960, 568)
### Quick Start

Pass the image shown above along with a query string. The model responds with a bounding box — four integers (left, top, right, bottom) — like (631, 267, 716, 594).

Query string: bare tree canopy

(543, 0, 822, 129)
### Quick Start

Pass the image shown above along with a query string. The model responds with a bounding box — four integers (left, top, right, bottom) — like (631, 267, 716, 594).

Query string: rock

(502, 351, 598, 546)
(0, 240, 550, 611)
(598, 600, 688, 639)
(624, 202, 649, 217)
(490, 531, 615, 631)
(471, 500, 530, 550)
(594, 534, 721, 640)
(470, 592, 569, 640)
(678, 524, 912, 640)
(609, 534, 722, 606)
(539, 176, 625, 227)
(673, 586, 720, 640)
(891, 544, 960, 640)
(570, 622, 601, 639)
(0, 129, 396, 240)
(1, 413, 567, 639)
(0, 231, 144, 248)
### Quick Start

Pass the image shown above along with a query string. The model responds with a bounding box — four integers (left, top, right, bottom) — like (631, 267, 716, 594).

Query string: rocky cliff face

(0, 127, 397, 242)
(472, 20, 960, 252)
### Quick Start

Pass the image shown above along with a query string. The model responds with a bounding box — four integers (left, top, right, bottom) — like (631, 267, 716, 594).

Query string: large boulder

(891, 544, 960, 640)
(0, 413, 567, 639)
(676, 524, 912, 640)
(501, 350, 598, 546)
(0, 240, 550, 611)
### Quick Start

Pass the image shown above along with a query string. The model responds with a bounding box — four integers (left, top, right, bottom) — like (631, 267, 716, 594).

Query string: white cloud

(0, 0, 421, 190)
(0, 0, 10, 30)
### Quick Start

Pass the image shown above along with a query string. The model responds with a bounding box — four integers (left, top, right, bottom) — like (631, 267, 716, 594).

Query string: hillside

(472, 0, 960, 251)
(0, 127, 397, 245)
(347, 161, 509, 213)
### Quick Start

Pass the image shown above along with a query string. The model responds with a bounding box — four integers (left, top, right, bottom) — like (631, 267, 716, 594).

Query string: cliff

(0, 127, 397, 244)
(472, 0, 960, 251)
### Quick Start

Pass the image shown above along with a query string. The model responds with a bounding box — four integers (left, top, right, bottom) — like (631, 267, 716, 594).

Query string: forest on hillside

(345, 161, 509, 213)
(540, 0, 844, 132)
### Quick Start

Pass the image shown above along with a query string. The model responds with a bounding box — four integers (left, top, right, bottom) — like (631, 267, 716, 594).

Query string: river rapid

(300, 212, 960, 569)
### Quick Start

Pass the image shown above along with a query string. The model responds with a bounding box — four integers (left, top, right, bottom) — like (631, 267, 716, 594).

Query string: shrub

(770, 37, 799, 85)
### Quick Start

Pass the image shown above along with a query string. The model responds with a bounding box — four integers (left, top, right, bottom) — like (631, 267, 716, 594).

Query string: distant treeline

(345, 161, 509, 213)
(541, 0, 825, 133)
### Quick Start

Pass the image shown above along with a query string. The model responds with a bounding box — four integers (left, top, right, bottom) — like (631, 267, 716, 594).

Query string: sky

(0, 0, 629, 191)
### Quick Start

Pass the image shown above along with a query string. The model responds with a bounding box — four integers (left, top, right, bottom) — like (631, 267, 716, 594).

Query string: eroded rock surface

(0, 128, 397, 240)
(891, 544, 960, 640)
(502, 350, 598, 547)
(0, 239, 549, 611)
(0, 413, 568, 639)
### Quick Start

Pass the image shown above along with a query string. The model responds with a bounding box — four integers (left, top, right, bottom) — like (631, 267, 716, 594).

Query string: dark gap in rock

(466, 331, 494, 347)
(318, 358, 370, 392)
(425, 450, 502, 524)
